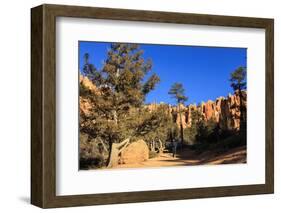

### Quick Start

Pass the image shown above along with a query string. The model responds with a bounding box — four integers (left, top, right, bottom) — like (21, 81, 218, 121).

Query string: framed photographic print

(31, 4, 274, 208)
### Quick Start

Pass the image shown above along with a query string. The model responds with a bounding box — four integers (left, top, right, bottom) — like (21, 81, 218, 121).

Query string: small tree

(230, 66, 246, 91)
(230, 66, 247, 129)
(184, 109, 201, 145)
(196, 118, 217, 143)
(168, 83, 188, 144)
(136, 105, 173, 153)
(82, 53, 102, 83)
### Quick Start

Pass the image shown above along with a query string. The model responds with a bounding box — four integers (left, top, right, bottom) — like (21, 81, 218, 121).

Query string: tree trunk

(158, 139, 164, 154)
(107, 143, 119, 168)
(113, 110, 118, 125)
(169, 129, 173, 142)
(150, 139, 155, 152)
(98, 138, 108, 153)
(107, 138, 130, 168)
(178, 104, 184, 144)
(238, 87, 245, 131)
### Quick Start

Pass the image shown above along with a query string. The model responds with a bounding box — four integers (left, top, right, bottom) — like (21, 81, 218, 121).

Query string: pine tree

(230, 66, 247, 130)
(168, 83, 188, 144)
(81, 43, 160, 167)
(82, 53, 102, 82)
(135, 105, 173, 153)
(183, 109, 201, 144)
(230, 66, 246, 91)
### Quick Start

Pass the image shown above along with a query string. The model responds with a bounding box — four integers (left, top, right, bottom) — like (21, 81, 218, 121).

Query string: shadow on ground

(18, 196, 30, 204)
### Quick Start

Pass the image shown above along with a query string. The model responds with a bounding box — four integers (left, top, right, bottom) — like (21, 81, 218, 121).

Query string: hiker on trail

(172, 140, 178, 158)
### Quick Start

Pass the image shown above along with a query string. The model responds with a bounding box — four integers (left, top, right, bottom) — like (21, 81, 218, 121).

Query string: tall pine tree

(168, 83, 188, 144)
(81, 43, 160, 167)
(230, 66, 247, 130)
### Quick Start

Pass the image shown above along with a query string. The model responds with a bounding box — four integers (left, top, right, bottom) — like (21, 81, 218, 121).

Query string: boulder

(120, 140, 149, 164)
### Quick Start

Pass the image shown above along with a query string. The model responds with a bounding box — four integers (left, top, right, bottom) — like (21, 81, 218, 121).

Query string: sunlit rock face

(146, 90, 247, 131)
(79, 74, 247, 131)
(79, 75, 98, 93)
(79, 97, 92, 116)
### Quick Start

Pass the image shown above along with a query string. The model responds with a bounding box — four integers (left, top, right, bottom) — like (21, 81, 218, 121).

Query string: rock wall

(202, 90, 246, 130)
(146, 90, 246, 131)
(79, 74, 247, 131)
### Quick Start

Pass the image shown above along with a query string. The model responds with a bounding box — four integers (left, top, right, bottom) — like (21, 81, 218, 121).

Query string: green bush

(79, 156, 104, 170)
(193, 132, 246, 154)
(79, 133, 107, 169)
(214, 133, 246, 151)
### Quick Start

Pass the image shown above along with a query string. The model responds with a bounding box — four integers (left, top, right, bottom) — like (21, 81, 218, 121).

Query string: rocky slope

(80, 75, 246, 131)
(147, 90, 246, 131)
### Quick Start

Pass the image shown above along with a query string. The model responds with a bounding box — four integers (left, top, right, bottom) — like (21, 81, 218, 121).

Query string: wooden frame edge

(265, 19, 274, 194)
(31, 5, 44, 208)
(44, 184, 271, 208)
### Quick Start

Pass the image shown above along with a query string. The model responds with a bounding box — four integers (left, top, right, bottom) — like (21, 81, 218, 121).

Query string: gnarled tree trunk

(158, 139, 164, 154)
(178, 104, 184, 145)
(150, 139, 156, 152)
(107, 138, 130, 168)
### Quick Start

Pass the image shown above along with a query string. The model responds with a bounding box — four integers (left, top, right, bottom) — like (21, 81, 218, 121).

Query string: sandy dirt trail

(115, 146, 246, 169)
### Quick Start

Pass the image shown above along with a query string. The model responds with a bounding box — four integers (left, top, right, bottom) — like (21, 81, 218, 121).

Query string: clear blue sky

(79, 41, 246, 105)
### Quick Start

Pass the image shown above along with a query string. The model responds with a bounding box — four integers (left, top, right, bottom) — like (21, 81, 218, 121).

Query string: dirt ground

(115, 145, 246, 169)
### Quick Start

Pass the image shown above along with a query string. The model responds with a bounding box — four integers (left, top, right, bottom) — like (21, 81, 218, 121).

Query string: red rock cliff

(163, 91, 247, 131)
(80, 75, 246, 131)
